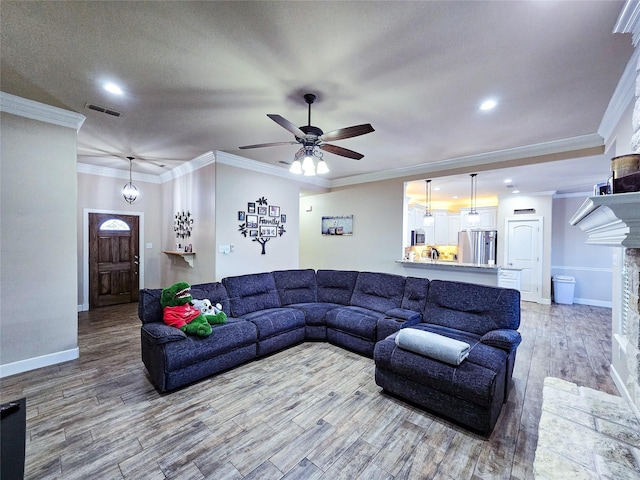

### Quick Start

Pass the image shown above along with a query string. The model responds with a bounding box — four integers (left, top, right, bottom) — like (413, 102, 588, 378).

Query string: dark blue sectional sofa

(138, 269, 521, 434)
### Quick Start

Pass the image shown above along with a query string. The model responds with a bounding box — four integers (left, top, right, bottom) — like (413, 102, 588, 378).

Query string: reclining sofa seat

(374, 279, 522, 435)
(325, 271, 410, 356)
(222, 272, 306, 357)
(138, 282, 257, 392)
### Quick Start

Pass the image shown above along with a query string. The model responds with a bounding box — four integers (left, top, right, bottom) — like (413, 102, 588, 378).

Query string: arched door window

(99, 219, 130, 231)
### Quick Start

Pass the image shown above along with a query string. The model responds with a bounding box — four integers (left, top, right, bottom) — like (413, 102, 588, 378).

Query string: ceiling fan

(239, 93, 374, 162)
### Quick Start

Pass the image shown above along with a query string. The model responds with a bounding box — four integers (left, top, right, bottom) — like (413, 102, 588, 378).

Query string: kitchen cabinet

(459, 207, 497, 230)
(433, 211, 448, 245)
(498, 268, 521, 291)
(447, 214, 460, 245)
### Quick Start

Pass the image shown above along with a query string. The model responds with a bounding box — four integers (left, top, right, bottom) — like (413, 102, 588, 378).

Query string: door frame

(82, 208, 145, 311)
(503, 215, 544, 304)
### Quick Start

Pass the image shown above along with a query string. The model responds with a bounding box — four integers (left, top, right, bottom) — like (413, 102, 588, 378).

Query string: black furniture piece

(1, 397, 26, 480)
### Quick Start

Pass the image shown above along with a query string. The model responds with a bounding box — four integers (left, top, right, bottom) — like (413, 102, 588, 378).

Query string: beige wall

(1, 111, 79, 371)
(299, 179, 407, 275)
(160, 163, 218, 286)
(214, 157, 302, 281)
(76, 172, 164, 308)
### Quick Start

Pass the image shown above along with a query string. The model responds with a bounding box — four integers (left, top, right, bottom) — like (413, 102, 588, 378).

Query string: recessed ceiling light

(480, 99, 497, 111)
(434, 187, 440, 191)
(103, 83, 123, 95)
(503, 179, 512, 183)
(452, 195, 459, 199)
(512, 190, 520, 194)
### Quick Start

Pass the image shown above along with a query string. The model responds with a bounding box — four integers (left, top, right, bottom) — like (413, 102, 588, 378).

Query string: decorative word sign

(238, 196, 286, 254)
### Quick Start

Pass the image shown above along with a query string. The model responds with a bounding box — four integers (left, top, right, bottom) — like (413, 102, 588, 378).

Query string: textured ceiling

(0, 1, 634, 200)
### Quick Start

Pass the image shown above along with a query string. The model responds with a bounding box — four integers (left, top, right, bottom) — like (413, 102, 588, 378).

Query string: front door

(504, 216, 543, 303)
(89, 213, 140, 309)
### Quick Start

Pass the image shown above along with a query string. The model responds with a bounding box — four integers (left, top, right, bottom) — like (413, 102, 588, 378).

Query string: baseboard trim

(574, 297, 612, 308)
(0, 347, 79, 378)
(610, 364, 640, 420)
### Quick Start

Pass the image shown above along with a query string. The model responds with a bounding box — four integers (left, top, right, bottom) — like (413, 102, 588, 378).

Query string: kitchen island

(396, 259, 506, 286)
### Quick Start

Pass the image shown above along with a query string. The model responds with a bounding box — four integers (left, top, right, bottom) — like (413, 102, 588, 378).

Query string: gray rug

(534, 377, 640, 479)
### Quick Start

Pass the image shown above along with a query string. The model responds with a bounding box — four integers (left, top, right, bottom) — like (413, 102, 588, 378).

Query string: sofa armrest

(141, 323, 187, 345)
(480, 329, 522, 352)
(384, 308, 422, 325)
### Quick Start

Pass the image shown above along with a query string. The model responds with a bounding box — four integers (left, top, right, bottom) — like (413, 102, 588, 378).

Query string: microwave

(411, 230, 425, 245)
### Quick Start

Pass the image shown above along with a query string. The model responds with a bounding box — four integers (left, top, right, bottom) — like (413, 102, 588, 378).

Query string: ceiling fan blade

(239, 141, 298, 149)
(320, 143, 364, 160)
(267, 114, 306, 138)
(319, 123, 374, 142)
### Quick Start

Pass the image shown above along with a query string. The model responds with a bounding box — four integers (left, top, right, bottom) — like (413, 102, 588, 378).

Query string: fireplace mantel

(569, 191, 640, 247)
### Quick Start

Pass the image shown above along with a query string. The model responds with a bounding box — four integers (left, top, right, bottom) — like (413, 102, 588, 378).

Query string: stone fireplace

(570, 192, 640, 418)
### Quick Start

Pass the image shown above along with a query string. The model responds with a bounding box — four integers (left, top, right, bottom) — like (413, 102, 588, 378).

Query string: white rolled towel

(395, 328, 471, 365)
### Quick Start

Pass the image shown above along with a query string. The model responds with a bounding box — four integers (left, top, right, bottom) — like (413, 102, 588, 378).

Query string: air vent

(85, 103, 122, 117)
(506, 184, 517, 189)
(514, 208, 536, 214)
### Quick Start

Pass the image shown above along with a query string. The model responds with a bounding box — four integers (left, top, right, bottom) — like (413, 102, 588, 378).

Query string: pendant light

(423, 179, 434, 226)
(467, 173, 480, 226)
(122, 156, 139, 204)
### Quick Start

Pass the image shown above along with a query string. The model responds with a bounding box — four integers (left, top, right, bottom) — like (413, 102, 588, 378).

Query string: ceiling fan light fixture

(316, 159, 329, 174)
(289, 160, 302, 174)
(302, 155, 315, 174)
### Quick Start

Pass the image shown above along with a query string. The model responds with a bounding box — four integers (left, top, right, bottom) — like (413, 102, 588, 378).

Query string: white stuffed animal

(191, 299, 224, 316)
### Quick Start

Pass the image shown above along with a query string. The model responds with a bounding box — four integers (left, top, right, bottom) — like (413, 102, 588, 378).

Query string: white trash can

(553, 276, 576, 304)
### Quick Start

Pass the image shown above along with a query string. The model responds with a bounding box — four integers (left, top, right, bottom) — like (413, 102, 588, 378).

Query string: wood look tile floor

(1, 301, 618, 479)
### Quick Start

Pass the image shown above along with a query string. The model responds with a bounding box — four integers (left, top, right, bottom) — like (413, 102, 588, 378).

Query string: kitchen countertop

(396, 259, 500, 272)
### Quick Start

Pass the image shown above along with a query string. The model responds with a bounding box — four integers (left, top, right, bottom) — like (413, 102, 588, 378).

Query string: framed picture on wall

(322, 215, 354, 236)
(238, 211, 245, 221)
(247, 202, 256, 214)
(258, 206, 267, 216)
(269, 205, 280, 217)
(246, 215, 258, 229)
(249, 230, 258, 237)
(281, 214, 287, 223)
(260, 225, 277, 237)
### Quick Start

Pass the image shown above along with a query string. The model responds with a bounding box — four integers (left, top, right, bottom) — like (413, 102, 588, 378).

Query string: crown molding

(329, 133, 604, 188)
(158, 151, 216, 182)
(215, 151, 331, 189)
(614, 0, 640, 45)
(598, 47, 638, 145)
(0, 91, 85, 131)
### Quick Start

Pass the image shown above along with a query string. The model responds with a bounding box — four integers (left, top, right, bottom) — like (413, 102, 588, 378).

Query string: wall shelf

(163, 251, 196, 268)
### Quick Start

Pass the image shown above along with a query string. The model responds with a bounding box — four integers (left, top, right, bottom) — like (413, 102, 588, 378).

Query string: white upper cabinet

(458, 207, 498, 230)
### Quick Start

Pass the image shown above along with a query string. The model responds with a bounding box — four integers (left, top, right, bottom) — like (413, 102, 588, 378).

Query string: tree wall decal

(238, 197, 286, 255)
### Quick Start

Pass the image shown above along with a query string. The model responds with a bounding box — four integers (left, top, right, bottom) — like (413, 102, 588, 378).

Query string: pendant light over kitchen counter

(467, 173, 480, 226)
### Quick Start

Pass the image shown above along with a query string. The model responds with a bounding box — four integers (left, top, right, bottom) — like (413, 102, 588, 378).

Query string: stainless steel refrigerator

(458, 230, 497, 265)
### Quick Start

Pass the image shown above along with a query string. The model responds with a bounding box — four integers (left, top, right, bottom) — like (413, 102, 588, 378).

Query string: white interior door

(504, 216, 543, 303)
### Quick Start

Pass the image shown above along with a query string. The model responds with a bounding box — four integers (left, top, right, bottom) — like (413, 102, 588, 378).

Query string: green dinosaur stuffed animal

(160, 281, 220, 337)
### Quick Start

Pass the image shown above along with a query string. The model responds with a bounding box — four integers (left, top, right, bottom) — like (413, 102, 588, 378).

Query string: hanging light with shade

(423, 179, 434, 226)
(467, 173, 480, 226)
(122, 156, 139, 204)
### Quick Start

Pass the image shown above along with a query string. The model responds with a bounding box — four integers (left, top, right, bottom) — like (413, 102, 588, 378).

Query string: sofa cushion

(240, 307, 306, 340)
(223, 272, 281, 317)
(424, 280, 521, 336)
(316, 270, 359, 305)
(273, 269, 317, 305)
(190, 282, 230, 314)
(350, 272, 406, 314)
(162, 318, 258, 372)
(401, 277, 430, 313)
(288, 302, 342, 326)
(326, 306, 385, 340)
(138, 288, 163, 324)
